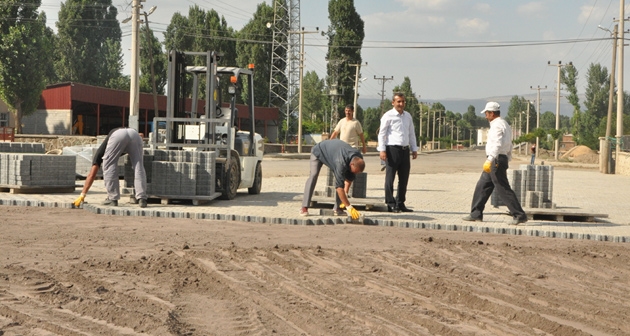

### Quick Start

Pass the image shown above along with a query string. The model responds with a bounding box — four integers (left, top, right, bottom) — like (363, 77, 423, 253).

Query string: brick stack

(0, 142, 45, 153)
(491, 164, 554, 209)
(123, 149, 216, 197)
(325, 168, 367, 198)
(0, 153, 75, 187)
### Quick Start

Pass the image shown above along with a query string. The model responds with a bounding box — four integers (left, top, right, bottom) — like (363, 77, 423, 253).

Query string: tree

(325, 0, 364, 118)
(235, 2, 274, 106)
(139, 25, 166, 95)
(561, 64, 581, 139)
(301, 70, 328, 131)
(55, 0, 124, 87)
(540, 111, 556, 130)
(0, 0, 52, 134)
(163, 6, 237, 101)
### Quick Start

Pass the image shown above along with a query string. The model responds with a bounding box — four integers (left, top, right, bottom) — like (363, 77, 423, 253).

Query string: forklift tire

(219, 155, 240, 200)
(248, 162, 262, 195)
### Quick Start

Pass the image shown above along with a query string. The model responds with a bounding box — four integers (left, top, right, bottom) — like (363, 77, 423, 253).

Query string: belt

(388, 145, 409, 150)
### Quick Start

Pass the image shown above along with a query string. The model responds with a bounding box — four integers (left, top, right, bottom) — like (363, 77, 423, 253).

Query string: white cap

(481, 101, 500, 114)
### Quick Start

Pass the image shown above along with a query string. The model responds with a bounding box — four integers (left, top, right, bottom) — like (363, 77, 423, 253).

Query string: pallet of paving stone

(147, 193, 222, 206)
(297, 195, 387, 211)
(524, 209, 608, 222)
(0, 184, 76, 194)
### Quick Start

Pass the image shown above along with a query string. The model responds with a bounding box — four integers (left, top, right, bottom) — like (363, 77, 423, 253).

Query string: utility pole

(326, 58, 344, 134)
(350, 62, 367, 114)
(293, 27, 319, 153)
(530, 85, 547, 159)
(599, 24, 618, 174)
(615, 0, 626, 173)
(142, 7, 158, 125)
(128, 0, 141, 131)
(548, 61, 571, 160)
(374, 75, 394, 115)
(417, 99, 423, 152)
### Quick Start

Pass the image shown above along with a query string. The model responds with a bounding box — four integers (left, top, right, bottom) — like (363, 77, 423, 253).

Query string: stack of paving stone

(325, 168, 367, 198)
(123, 149, 216, 197)
(492, 164, 554, 209)
(0, 142, 45, 153)
(0, 143, 75, 188)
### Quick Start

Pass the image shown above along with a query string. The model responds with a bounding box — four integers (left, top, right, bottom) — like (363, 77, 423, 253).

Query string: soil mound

(561, 145, 599, 164)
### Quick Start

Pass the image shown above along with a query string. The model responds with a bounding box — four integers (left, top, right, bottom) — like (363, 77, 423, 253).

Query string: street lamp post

(350, 62, 367, 113)
(142, 6, 158, 126)
(127, 0, 141, 131)
(293, 27, 318, 153)
(548, 61, 572, 160)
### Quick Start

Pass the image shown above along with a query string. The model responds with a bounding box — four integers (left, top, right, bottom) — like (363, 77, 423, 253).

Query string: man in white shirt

(462, 102, 527, 225)
(377, 92, 418, 213)
(330, 105, 367, 154)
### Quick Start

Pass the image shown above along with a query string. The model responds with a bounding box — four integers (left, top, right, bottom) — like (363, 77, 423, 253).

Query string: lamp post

(142, 6, 158, 125)
(548, 61, 572, 160)
(292, 27, 318, 153)
(122, 0, 141, 131)
(598, 24, 618, 174)
(350, 62, 367, 113)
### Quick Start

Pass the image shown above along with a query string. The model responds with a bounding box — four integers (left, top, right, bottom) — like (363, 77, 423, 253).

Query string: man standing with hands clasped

(377, 92, 418, 213)
(330, 105, 367, 154)
(462, 102, 528, 225)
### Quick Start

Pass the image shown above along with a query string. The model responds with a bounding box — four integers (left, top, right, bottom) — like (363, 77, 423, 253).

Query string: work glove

(346, 205, 361, 220)
(73, 193, 85, 207)
(482, 160, 492, 173)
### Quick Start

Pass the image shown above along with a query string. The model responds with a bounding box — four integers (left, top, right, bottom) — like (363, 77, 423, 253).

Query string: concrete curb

(2, 198, 627, 243)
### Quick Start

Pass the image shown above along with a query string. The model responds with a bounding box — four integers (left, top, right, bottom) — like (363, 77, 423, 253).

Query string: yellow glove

(346, 205, 361, 220)
(339, 203, 346, 209)
(483, 160, 492, 173)
(73, 193, 85, 207)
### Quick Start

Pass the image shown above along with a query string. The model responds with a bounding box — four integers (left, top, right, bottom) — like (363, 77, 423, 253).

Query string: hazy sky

(39, 0, 629, 105)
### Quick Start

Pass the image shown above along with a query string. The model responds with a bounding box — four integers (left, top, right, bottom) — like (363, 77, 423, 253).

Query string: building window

(0, 112, 8, 127)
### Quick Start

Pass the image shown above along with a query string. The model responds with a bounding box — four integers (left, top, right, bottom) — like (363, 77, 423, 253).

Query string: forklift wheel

(248, 162, 262, 195)
(219, 156, 240, 200)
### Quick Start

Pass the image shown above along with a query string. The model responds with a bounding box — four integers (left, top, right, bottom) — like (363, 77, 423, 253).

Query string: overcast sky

(39, 0, 629, 105)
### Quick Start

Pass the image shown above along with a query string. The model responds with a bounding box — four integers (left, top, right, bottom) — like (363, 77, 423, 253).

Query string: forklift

(150, 50, 263, 200)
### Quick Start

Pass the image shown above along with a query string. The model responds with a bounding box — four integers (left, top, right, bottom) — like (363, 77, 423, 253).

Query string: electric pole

(599, 24, 618, 174)
(615, 0, 626, 174)
(548, 61, 571, 161)
(350, 62, 367, 114)
(293, 27, 319, 154)
(530, 85, 547, 159)
(374, 75, 394, 115)
(128, 0, 140, 131)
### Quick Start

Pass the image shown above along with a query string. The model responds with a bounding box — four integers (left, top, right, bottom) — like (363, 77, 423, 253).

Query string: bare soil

(1, 152, 628, 335)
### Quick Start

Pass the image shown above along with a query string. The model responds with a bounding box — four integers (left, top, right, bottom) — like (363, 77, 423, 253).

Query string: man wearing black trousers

(463, 102, 528, 225)
(377, 92, 418, 213)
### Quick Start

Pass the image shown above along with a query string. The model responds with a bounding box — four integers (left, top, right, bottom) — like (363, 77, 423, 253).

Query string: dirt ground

(2, 153, 629, 335)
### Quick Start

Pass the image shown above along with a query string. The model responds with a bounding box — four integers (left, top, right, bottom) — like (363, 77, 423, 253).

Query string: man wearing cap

(377, 92, 418, 213)
(462, 102, 528, 225)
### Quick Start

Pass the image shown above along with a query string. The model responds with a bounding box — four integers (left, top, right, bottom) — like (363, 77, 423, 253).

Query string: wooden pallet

(525, 209, 609, 222)
(130, 193, 222, 206)
(0, 184, 76, 194)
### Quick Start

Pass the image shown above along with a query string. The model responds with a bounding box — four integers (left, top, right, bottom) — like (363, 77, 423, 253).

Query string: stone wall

(21, 109, 73, 135)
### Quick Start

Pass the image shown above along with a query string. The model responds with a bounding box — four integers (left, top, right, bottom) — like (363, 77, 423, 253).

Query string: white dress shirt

(486, 117, 513, 161)
(377, 108, 418, 152)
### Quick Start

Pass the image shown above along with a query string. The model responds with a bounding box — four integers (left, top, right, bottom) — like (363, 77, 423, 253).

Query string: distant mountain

(359, 92, 580, 117)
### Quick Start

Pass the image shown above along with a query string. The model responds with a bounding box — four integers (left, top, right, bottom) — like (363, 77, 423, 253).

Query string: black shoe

(508, 216, 528, 225)
(101, 198, 118, 206)
(462, 215, 482, 222)
(139, 199, 147, 208)
(398, 205, 413, 212)
(387, 205, 400, 213)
